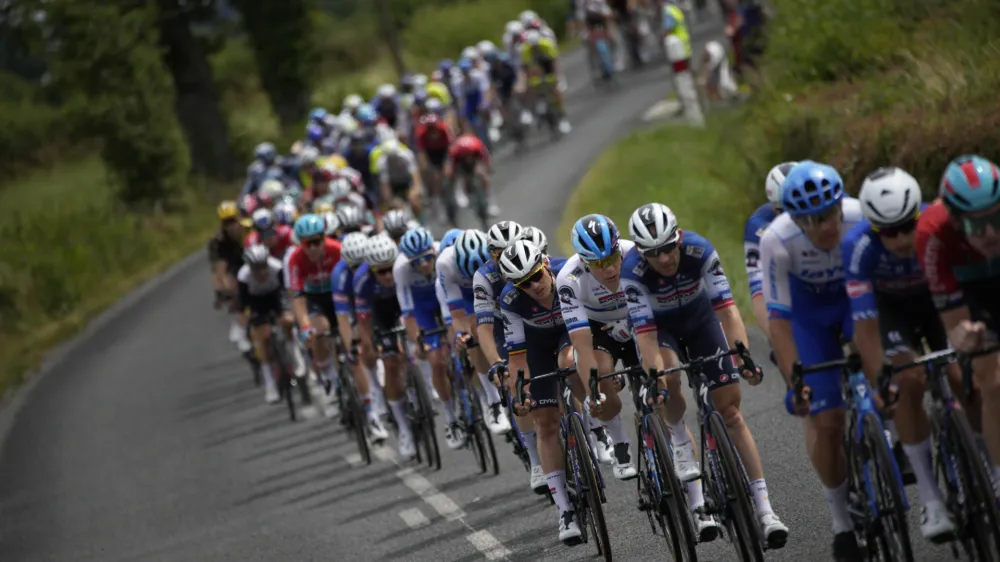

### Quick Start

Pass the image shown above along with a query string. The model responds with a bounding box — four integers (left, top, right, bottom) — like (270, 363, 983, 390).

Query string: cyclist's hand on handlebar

(299, 327, 316, 345)
(784, 386, 811, 417)
(951, 320, 986, 353)
(455, 331, 472, 349)
(586, 393, 607, 417)
(488, 361, 507, 387)
(740, 363, 764, 386)
(514, 389, 533, 416)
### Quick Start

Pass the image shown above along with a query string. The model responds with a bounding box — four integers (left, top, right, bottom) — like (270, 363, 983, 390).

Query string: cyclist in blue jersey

(354, 234, 415, 458)
(759, 161, 865, 560)
(842, 167, 956, 539)
(744, 161, 797, 337)
(331, 233, 389, 441)
(498, 240, 581, 543)
(622, 202, 787, 545)
(455, 57, 492, 145)
(396, 227, 459, 449)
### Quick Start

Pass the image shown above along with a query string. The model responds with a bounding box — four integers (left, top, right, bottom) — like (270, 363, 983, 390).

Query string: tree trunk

(156, 0, 237, 181)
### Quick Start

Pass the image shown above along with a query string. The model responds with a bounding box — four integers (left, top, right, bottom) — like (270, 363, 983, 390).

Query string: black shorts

(247, 292, 289, 327)
(653, 313, 740, 390)
(524, 332, 573, 410)
(371, 300, 404, 354)
(962, 277, 1000, 343)
(306, 293, 337, 327)
(226, 260, 243, 278)
(608, 0, 630, 20)
(426, 149, 448, 169)
(390, 178, 412, 200)
(877, 292, 949, 355)
(585, 11, 609, 31)
(589, 318, 641, 368)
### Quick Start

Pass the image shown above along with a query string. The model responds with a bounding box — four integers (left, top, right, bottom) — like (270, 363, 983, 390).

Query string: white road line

(424, 492, 465, 521)
(398, 507, 431, 529)
(467, 530, 512, 560)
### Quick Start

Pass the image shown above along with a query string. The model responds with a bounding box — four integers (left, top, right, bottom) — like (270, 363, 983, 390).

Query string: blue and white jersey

(353, 262, 399, 319)
(554, 240, 636, 332)
(392, 253, 441, 318)
(473, 261, 507, 326)
(760, 197, 863, 322)
(744, 203, 779, 299)
(842, 204, 930, 321)
(452, 69, 490, 118)
(620, 231, 734, 332)
(501, 259, 571, 354)
(435, 244, 475, 315)
(332, 260, 356, 316)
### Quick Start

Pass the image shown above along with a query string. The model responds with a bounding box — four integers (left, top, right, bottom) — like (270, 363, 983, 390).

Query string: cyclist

(578, 0, 618, 74)
(336, 204, 376, 237)
(273, 201, 297, 227)
(381, 209, 411, 245)
(842, 167, 957, 539)
(328, 176, 368, 212)
(332, 232, 389, 441)
(520, 225, 548, 253)
(246, 208, 296, 260)
(503, 21, 525, 64)
(744, 161, 797, 337)
(288, 214, 344, 393)
(622, 202, 787, 544)
(436, 230, 512, 435)
(916, 154, 1000, 482)
(519, 30, 571, 135)
(238, 245, 295, 404)
(341, 94, 364, 122)
(499, 239, 581, 543)
(759, 161, 864, 560)
(370, 138, 422, 217)
(372, 84, 402, 132)
(454, 57, 492, 143)
(396, 228, 459, 448)
(240, 142, 278, 196)
(355, 234, 417, 458)
(556, 214, 637, 480)
(446, 134, 497, 216)
(415, 112, 454, 218)
(209, 201, 252, 352)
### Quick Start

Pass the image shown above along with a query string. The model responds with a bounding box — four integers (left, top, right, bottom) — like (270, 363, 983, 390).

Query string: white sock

(477, 371, 502, 404)
(442, 399, 456, 425)
(824, 480, 853, 534)
(749, 479, 774, 516)
(902, 439, 941, 504)
(360, 393, 373, 416)
(522, 430, 541, 466)
(603, 414, 627, 446)
(388, 399, 412, 440)
(546, 470, 572, 514)
(261, 364, 275, 387)
(420, 359, 434, 392)
(885, 419, 899, 445)
(366, 364, 382, 392)
(686, 479, 705, 511)
(667, 421, 691, 447)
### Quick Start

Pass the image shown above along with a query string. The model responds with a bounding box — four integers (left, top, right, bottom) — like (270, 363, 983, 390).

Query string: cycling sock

(442, 399, 456, 425)
(749, 479, 774, 516)
(823, 480, 853, 534)
(360, 393, 373, 415)
(419, 359, 434, 392)
(261, 364, 275, 387)
(686, 479, 705, 511)
(603, 414, 628, 446)
(666, 421, 692, 447)
(588, 415, 602, 430)
(546, 470, 572, 514)
(902, 439, 941, 504)
(522, 430, 541, 466)
(476, 371, 502, 405)
(365, 364, 382, 392)
(388, 400, 412, 440)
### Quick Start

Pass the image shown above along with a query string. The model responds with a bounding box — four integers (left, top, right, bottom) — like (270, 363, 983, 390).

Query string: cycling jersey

(393, 253, 445, 350)
(354, 262, 403, 334)
(449, 135, 491, 167)
(620, 233, 738, 389)
(435, 245, 476, 315)
(245, 225, 295, 259)
(331, 260, 357, 317)
(287, 238, 343, 295)
(415, 121, 454, 153)
(207, 231, 245, 276)
(500, 259, 572, 408)
(555, 240, 637, 331)
(425, 82, 453, 106)
(760, 197, 864, 414)
(453, 69, 491, 121)
(743, 203, 778, 299)
(369, 143, 418, 189)
(237, 258, 289, 326)
(520, 38, 560, 67)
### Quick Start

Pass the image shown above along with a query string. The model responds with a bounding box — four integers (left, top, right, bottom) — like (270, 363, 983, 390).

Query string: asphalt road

(0, 16, 954, 562)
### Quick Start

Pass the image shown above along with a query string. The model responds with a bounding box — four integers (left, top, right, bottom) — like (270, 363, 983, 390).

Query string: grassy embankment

(0, 0, 569, 398)
(560, 0, 1000, 320)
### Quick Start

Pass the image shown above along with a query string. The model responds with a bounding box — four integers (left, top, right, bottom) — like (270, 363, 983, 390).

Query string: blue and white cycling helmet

(440, 228, 463, 250)
(306, 123, 324, 144)
(780, 160, 844, 216)
(455, 229, 490, 279)
(309, 107, 327, 123)
(400, 227, 435, 258)
(356, 103, 377, 125)
(571, 214, 620, 261)
(254, 142, 276, 164)
(294, 214, 326, 240)
(940, 155, 1000, 213)
(457, 57, 474, 72)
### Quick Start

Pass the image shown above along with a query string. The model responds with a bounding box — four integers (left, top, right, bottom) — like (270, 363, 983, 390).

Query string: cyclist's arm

(701, 250, 748, 354)
(211, 260, 230, 292)
(558, 273, 597, 396)
(760, 231, 797, 383)
(394, 261, 422, 345)
(843, 234, 885, 383)
(287, 258, 312, 330)
(743, 219, 770, 337)
(472, 270, 501, 362)
(623, 279, 662, 373)
(292, 295, 310, 330)
(501, 301, 529, 394)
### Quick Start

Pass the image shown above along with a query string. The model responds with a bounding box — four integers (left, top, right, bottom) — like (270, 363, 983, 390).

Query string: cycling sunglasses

(641, 240, 680, 258)
(410, 252, 435, 266)
(583, 248, 621, 269)
(959, 210, 1000, 237)
(792, 204, 841, 229)
(872, 211, 920, 238)
(373, 265, 394, 275)
(302, 237, 324, 248)
(515, 265, 546, 288)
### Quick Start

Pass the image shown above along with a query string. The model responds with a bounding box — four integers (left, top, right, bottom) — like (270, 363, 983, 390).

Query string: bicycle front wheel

(343, 375, 371, 465)
(650, 415, 698, 562)
(946, 407, 1000, 558)
(708, 413, 764, 561)
(862, 412, 914, 562)
(568, 414, 612, 561)
(469, 384, 499, 475)
(411, 364, 441, 471)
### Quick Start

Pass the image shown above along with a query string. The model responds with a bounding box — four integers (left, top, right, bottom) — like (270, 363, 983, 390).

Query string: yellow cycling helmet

(217, 200, 239, 221)
(313, 200, 335, 214)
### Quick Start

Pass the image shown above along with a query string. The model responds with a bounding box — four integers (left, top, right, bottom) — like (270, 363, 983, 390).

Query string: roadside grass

(559, 115, 756, 319)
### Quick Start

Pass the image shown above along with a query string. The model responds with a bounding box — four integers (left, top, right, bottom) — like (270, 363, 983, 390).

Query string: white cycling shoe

(590, 426, 614, 465)
(673, 440, 702, 482)
(398, 433, 416, 459)
(264, 384, 280, 405)
(612, 443, 637, 480)
(486, 403, 511, 435)
(921, 500, 957, 541)
(455, 189, 469, 209)
(368, 415, 389, 443)
(759, 513, 789, 547)
(530, 465, 547, 495)
(444, 423, 465, 450)
(695, 512, 721, 542)
(558, 510, 583, 543)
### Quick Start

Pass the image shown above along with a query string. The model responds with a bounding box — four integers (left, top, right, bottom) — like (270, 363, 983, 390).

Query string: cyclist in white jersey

(556, 214, 638, 480)
(239, 245, 295, 404)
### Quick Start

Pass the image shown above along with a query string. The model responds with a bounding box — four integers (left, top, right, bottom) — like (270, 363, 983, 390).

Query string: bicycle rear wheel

(650, 415, 699, 562)
(862, 412, 914, 562)
(469, 385, 499, 475)
(708, 413, 764, 561)
(343, 375, 371, 465)
(411, 364, 441, 470)
(568, 414, 612, 560)
(271, 337, 297, 422)
(946, 407, 1000, 559)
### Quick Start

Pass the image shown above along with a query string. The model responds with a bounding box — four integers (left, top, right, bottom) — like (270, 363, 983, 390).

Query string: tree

(155, 0, 237, 181)
(232, 0, 315, 128)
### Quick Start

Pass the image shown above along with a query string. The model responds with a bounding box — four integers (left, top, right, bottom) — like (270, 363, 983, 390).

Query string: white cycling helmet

(519, 10, 538, 26)
(376, 83, 396, 98)
(298, 145, 320, 166)
(380, 138, 401, 155)
(341, 232, 369, 267)
(477, 40, 496, 58)
(383, 209, 409, 238)
(343, 94, 363, 112)
(858, 167, 922, 227)
(506, 20, 524, 36)
(461, 46, 479, 61)
(629, 202, 680, 250)
(258, 179, 285, 201)
(499, 239, 544, 282)
(765, 161, 799, 206)
(486, 220, 524, 253)
(324, 211, 341, 236)
(336, 204, 365, 230)
(455, 229, 490, 278)
(413, 73, 428, 88)
(524, 29, 541, 46)
(366, 234, 399, 267)
(329, 177, 353, 200)
(520, 226, 548, 254)
(243, 244, 270, 267)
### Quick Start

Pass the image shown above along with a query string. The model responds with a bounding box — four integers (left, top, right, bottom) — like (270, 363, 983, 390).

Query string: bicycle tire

(862, 412, 914, 562)
(650, 415, 699, 562)
(458, 374, 488, 473)
(946, 407, 1000, 559)
(708, 413, 763, 562)
(271, 335, 297, 422)
(469, 174, 488, 230)
(470, 385, 499, 476)
(568, 414, 612, 560)
(346, 378, 371, 465)
(442, 177, 458, 227)
(411, 364, 442, 470)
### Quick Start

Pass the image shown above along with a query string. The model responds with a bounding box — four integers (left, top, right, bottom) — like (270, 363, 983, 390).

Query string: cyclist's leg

(469, 345, 510, 434)
(249, 305, 279, 402)
(966, 290, 1000, 473)
(381, 332, 414, 451)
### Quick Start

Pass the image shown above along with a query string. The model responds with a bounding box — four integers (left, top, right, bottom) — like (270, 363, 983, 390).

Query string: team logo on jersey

(845, 280, 872, 298)
(632, 260, 648, 276)
(565, 266, 583, 282)
(558, 286, 575, 305)
(624, 285, 642, 304)
(710, 259, 725, 276)
(502, 289, 517, 305)
(474, 286, 489, 301)
(745, 249, 759, 269)
(684, 245, 704, 259)
(755, 227, 765, 238)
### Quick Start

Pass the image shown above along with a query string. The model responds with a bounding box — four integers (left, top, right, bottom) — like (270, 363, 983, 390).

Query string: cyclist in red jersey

(300, 165, 337, 213)
(445, 134, 498, 218)
(246, 208, 295, 259)
(287, 214, 343, 390)
(915, 154, 1000, 477)
(415, 114, 454, 216)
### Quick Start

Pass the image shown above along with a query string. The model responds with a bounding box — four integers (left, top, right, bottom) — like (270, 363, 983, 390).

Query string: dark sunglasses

(373, 266, 394, 275)
(302, 237, 325, 247)
(959, 211, 1000, 237)
(410, 253, 435, 266)
(515, 266, 546, 288)
(641, 240, 680, 258)
(872, 210, 920, 238)
(793, 204, 841, 229)
(583, 248, 622, 269)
